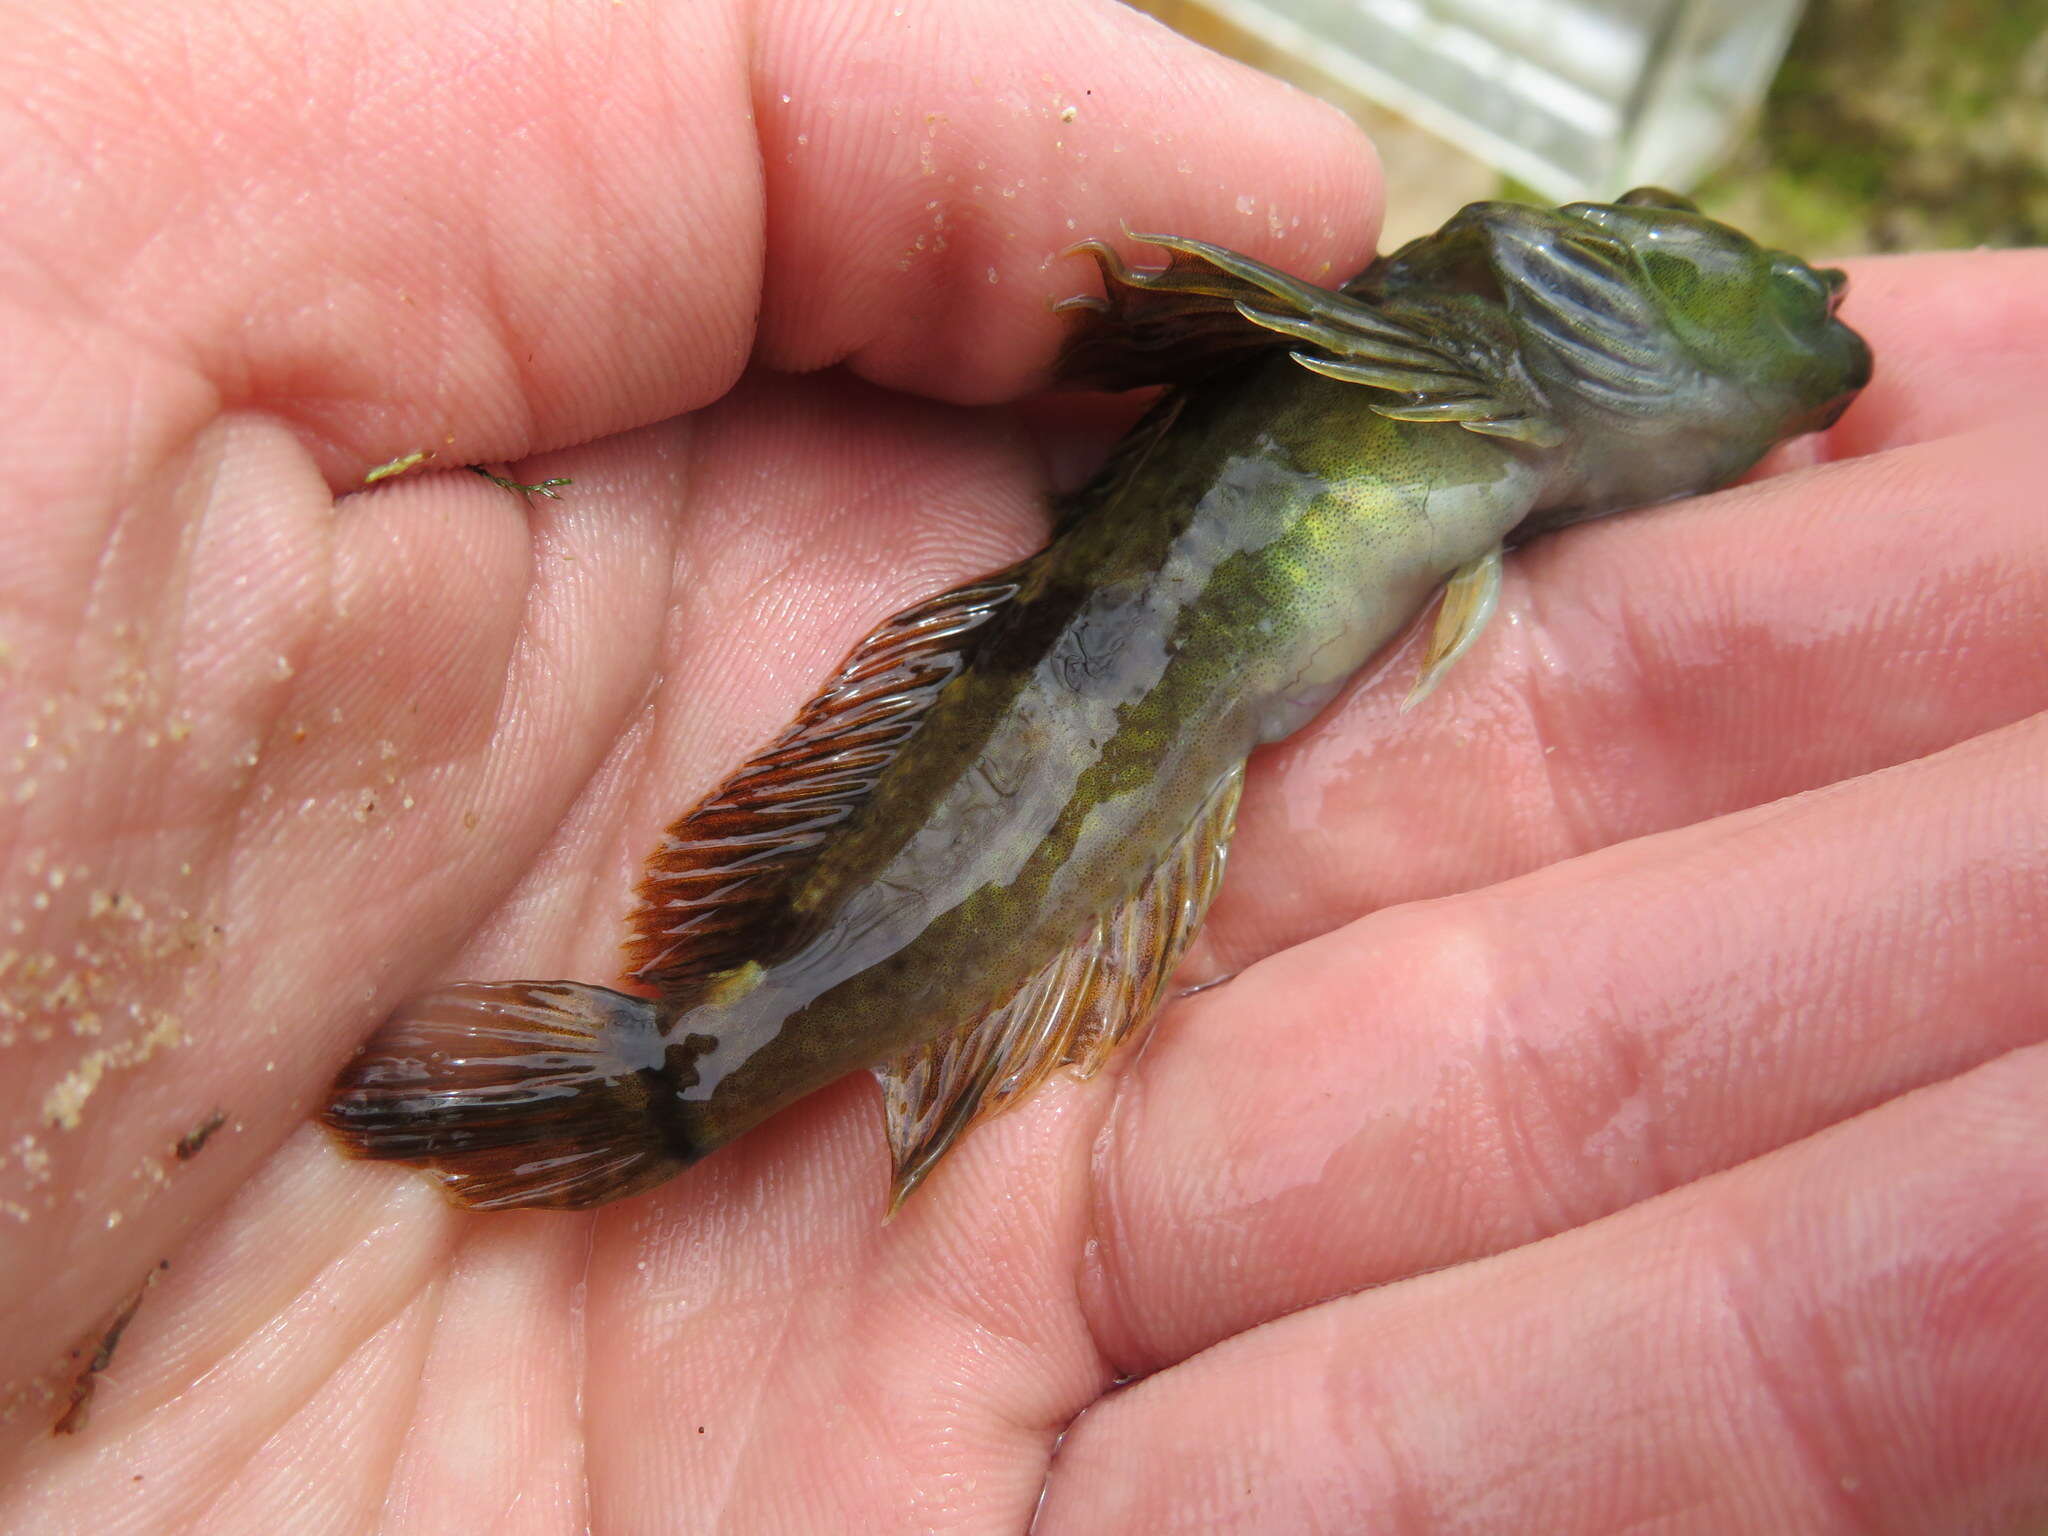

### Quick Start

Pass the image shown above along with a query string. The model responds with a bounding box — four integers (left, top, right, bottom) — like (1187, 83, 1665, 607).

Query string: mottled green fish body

(322, 189, 1870, 1212)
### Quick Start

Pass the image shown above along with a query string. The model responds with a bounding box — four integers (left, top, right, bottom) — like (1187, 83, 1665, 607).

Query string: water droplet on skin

(1235, 194, 1256, 215)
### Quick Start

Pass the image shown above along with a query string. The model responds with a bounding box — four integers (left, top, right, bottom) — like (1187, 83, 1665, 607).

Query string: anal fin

(873, 763, 1245, 1212)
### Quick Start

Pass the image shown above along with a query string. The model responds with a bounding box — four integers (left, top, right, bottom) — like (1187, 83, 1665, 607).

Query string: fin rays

(1405, 546, 1505, 710)
(1056, 230, 1565, 448)
(873, 763, 1245, 1211)
(625, 569, 1026, 992)
(320, 980, 683, 1211)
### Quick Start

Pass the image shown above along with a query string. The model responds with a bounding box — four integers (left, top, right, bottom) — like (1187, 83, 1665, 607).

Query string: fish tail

(320, 980, 697, 1211)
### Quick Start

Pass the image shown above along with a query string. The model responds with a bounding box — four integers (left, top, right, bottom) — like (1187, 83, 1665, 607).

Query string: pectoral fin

(872, 764, 1245, 1212)
(1404, 546, 1504, 711)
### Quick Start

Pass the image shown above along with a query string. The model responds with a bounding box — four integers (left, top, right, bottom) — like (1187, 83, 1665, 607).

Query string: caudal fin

(320, 980, 691, 1211)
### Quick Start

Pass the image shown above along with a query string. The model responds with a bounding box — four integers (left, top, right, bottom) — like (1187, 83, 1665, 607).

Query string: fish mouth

(1809, 324, 1873, 428)
(1840, 325, 1874, 391)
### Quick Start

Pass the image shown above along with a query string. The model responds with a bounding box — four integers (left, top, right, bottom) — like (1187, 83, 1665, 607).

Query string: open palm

(3, 2, 2044, 1531)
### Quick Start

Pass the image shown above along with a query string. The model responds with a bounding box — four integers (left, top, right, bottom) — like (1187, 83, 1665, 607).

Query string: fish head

(1557, 186, 1871, 432)
(1365, 187, 1872, 528)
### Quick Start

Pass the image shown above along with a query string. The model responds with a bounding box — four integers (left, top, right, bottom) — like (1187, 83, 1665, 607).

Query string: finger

(1094, 712, 2048, 1369)
(0, 0, 1378, 488)
(1207, 414, 2048, 971)
(1043, 1046, 2048, 1534)
(1827, 249, 2048, 454)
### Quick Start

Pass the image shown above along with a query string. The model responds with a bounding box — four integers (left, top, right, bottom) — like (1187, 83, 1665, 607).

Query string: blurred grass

(1134, 0, 2048, 254)
(1703, 0, 2048, 251)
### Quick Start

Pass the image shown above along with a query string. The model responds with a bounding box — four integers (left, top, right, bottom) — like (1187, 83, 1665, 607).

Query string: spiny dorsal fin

(624, 567, 1027, 992)
(873, 763, 1245, 1212)
(1056, 231, 1564, 447)
(1053, 236, 1298, 391)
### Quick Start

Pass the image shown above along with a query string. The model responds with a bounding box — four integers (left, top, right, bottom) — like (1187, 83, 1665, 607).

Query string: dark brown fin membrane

(321, 981, 686, 1211)
(624, 567, 1027, 992)
(874, 763, 1245, 1212)
(1054, 239, 1300, 391)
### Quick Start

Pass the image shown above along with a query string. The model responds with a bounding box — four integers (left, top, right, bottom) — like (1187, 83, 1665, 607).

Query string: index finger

(0, 0, 1380, 487)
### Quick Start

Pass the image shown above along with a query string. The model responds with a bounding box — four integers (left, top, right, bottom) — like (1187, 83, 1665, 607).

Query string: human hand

(1, 0, 2043, 1531)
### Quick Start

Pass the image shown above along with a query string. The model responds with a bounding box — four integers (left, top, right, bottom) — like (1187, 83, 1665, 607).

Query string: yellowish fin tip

(1404, 546, 1505, 711)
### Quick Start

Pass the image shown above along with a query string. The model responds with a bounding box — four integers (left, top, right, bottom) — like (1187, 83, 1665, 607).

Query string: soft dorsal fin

(624, 566, 1027, 991)
(873, 762, 1245, 1212)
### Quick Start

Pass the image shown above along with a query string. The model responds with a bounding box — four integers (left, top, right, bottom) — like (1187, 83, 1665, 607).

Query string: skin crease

(0, 0, 2042, 1531)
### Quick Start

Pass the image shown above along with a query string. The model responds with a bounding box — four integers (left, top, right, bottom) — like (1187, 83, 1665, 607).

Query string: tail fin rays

(321, 980, 689, 1211)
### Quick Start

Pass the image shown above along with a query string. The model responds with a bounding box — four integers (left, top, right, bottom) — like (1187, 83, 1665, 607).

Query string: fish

(320, 188, 1871, 1214)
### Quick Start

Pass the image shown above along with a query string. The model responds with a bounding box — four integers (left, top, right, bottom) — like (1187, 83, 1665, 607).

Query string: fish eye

(1769, 258, 1833, 315)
